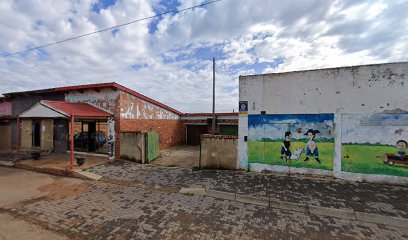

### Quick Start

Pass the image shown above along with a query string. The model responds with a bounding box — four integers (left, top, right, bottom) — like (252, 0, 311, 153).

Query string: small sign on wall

(239, 101, 248, 114)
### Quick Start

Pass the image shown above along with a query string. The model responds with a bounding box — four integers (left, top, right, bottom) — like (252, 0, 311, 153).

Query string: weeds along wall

(238, 62, 408, 184)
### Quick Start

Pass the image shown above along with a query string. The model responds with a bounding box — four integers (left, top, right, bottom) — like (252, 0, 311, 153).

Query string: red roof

(42, 100, 112, 117)
(4, 82, 183, 115)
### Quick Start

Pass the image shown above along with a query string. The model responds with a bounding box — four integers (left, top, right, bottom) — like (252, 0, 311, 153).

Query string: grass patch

(248, 141, 334, 170)
(342, 144, 408, 177)
(183, 192, 194, 197)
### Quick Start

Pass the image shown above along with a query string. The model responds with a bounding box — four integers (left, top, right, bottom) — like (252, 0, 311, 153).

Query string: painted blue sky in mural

(248, 114, 334, 141)
(342, 114, 408, 145)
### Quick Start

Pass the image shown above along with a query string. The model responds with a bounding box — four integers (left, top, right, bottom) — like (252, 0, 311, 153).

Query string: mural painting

(248, 114, 334, 170)
(342, 114, 408, 177)
(108, 117, 115, 158)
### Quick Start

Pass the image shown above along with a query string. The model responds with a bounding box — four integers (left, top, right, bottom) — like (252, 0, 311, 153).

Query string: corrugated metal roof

(42, 100, 112, 117)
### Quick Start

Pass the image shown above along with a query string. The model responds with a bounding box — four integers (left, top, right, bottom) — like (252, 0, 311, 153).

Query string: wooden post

(70, 115, 74, 170)
(16, 117, 21, 160)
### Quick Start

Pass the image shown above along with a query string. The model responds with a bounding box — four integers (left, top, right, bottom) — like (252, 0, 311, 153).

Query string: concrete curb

(308, 205, 356, 220)
(206, 190, 235, 201)
(355, 212, 408, 229)
(14, 164, 75, 177)
(269, 199, 308, 213)
(0, 161, 15, 167)
(179, 187, 408, 229)
(236, 194, 269, 207)
(179, 187, 206, 195)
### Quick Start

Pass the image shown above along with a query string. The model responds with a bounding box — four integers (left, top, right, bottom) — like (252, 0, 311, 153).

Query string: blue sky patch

(19, 44, 49, 61)
(111, 28, 119, 37)
(227, 57, 284, 75)
(193, 44, 226, 60)
(131, 63, 148, 71)
(149, 0, 180, 34)
(92, 0, 117, 13)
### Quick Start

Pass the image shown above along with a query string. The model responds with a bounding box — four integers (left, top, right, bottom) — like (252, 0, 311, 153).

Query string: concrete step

(73, 170, 103, 181)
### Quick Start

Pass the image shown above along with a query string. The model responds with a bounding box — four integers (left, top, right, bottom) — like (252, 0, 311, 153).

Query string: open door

(88, 121, 96, 152)
(32, 120, 41, 148)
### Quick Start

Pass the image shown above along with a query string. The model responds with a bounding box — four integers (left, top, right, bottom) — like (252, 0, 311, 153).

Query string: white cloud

(0, 0, 407, 113)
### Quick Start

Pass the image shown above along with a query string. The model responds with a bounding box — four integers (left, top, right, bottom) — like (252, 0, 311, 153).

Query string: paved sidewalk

(2, 166, 408, 239)
(9, 179, 408, 239)
(0, 213, 67, 240)
(88, 161, 408, 219)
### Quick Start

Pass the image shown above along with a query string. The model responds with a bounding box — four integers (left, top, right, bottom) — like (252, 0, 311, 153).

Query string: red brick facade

(120, 119, 185, 150)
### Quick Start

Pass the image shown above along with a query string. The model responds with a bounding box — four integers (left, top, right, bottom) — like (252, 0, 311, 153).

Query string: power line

(0, 0, 224, 59)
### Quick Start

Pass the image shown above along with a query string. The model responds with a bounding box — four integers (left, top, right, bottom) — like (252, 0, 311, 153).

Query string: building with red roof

(0, 82, 238, 165)
(1, 82, 185, 161)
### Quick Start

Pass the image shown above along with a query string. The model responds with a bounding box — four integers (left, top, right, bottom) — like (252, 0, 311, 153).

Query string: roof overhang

(18, 101, 112, 119)
(19, 102, 68, 118)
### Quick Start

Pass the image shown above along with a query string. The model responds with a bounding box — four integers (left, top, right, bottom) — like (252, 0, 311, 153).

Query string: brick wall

(120, 119, 185, 150)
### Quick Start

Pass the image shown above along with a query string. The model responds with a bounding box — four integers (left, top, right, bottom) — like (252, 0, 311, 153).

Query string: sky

(0, 0, 407, 113)
(248, 114, 334, 141)
(342, 114, 408, 145)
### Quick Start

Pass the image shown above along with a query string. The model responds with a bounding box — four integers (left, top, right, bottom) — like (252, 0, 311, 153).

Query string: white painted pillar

(333, 113, 342, 178)
(238, 114, 248, 169)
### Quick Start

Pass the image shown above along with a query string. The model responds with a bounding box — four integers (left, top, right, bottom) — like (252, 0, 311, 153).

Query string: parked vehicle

(74, 131, 107, 149)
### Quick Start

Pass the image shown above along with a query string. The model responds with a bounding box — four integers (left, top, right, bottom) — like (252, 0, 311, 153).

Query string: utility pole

(212, 57, 216, 135)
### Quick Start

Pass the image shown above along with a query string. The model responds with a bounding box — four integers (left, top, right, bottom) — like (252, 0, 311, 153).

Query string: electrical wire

(0, 0, 224, 59)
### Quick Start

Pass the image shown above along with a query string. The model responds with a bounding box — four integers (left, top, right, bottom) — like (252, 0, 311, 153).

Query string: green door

(146, 132, 160, 163)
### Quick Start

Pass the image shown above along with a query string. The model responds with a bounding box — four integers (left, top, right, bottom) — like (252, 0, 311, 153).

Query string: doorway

(32, 120, 41, 147)
(54, 119, 68, 152)
(87, 121, 96, 152)
(73, 120, 109, 154)
(186, 125, 208, 145)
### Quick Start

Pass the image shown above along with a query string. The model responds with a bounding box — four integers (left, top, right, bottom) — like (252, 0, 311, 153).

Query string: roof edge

(18, 101, 70, 118)
(112, 83, 183, 116)
(3, 82, 183, 116)
(239, 61, 408, 78)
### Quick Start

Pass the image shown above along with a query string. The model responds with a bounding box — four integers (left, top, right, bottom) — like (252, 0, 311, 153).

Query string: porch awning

(19, 100, 112, 118)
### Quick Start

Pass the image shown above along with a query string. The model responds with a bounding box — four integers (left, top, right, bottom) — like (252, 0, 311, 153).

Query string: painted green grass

(248, 141, 334, 170)
(342, 144, 408, 177)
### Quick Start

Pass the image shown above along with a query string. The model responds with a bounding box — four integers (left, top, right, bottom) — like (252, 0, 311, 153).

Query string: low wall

(120, 119, 184, 150)
(120, 132, 145, 163)
(200, 135, 238, 170)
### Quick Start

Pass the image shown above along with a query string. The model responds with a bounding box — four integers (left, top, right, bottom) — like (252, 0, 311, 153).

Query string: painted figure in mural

(290, 148, 304, 160)
(396, 140, 407, 158)
(304, 129, 321, 163)
(383, 140, 408, 166)
(280, 131, 292, 161)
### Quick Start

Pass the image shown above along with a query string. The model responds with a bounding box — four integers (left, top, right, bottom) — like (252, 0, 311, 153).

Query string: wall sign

(239, 101, 248, 114)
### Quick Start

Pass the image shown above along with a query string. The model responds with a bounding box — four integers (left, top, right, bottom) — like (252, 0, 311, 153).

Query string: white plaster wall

(19, 103, 66, 118)
(242, 62, 408, 115)
(65, 88, 119, 114)
(120, 91, 180, 120)
(238, 62, 408, 184)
